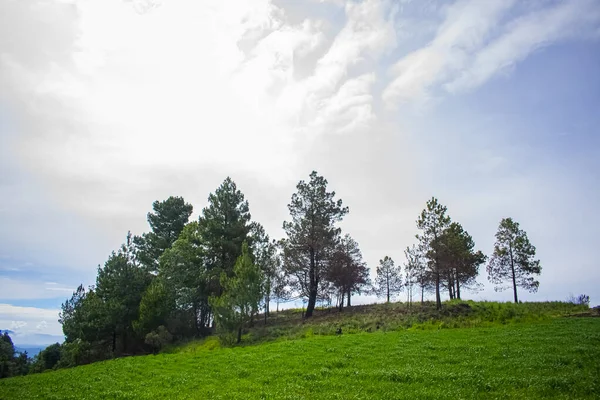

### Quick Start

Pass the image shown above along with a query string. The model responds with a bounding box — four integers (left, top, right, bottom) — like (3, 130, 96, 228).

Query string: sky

(1, 0, 599, 346)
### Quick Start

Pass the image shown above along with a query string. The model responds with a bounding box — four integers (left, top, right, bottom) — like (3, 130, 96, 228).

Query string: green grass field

(1, 317, 599, 399)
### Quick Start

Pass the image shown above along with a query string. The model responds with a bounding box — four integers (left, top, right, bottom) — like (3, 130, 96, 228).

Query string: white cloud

(0, 304, 62, 338)
(10, 321, 27, 331)
(1, 0, 400, 226)
(36, 320, 48, 331)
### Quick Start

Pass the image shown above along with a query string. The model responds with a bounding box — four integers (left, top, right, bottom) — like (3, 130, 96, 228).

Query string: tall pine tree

(282, 171, 348, 318)
(487, 217, 541, 303)
(373, 256, 403, 303)
(416, 197, 451, 309)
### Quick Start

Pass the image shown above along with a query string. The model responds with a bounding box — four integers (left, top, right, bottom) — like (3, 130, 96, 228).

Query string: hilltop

(220, 300, 595, 344)
(1, 301, 599, 399)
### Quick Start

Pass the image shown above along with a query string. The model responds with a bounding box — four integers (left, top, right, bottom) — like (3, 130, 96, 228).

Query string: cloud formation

(0, 304, 63, 342)
(1, 0, 599, 330)
(383, 0, 600, 106)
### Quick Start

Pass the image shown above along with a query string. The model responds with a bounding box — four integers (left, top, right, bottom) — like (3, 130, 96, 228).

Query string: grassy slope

(1, 317, 599, 399)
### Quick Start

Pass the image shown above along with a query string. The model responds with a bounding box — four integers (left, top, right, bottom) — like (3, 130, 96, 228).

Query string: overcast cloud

(1, 0, 599, 345)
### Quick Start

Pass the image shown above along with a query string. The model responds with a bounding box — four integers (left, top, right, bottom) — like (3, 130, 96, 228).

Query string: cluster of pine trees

(12, 171, 542, 375)
(375, 198, 542, 310)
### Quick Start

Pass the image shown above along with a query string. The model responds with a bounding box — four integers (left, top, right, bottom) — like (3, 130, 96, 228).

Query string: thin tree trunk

(453, 270, 458, 300)
(456, 275, 461, 300)
(347, 287, 351, 307)
(387, 275, 390, 303)
(306, 249, 317, 318)
(112, 330, 116, 354)
(237, 326, 242, 344)
(193, 304, 200, 335)
(509, 243, 518, 303)
(435, 270, 441, 309)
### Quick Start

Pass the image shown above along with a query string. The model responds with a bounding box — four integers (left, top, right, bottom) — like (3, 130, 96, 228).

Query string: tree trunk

(338, 291, 344, 311)
(346, 287, 351, 307)
(386, 276, 390, 303)
(435, 270, 441, 309)
(112, 330, 116, 354)
(456, 276, 461, 300)
(306, 248, 317, 318)
(193, 304, 201, 335)
(509, 244, 518, 303)
(122, 329, 127, 354)
(237, 326, 242, 344)
(421, 284, 424, 305)
(447, 270, 454, 300)
(306, 287, 317, 318)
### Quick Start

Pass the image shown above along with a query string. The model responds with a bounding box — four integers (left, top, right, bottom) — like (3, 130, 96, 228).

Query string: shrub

(145, 326, 173, 354)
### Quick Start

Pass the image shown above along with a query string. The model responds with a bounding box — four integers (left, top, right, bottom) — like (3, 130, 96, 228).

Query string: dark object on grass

(336, 327, 342, 335)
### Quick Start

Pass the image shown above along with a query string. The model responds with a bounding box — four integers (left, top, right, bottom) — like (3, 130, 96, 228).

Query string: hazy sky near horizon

(1, 0, 599, 345)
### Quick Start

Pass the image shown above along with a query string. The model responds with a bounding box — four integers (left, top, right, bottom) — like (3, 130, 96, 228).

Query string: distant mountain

(0, 329, 64, 347)
(15, 346, 44, 356)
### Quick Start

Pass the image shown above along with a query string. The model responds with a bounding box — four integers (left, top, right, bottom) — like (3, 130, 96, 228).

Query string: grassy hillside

(1, 302, 599, 399)
(236, 300, 592, 344)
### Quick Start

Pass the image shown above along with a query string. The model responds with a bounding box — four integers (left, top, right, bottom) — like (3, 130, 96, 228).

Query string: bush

(145, 326, 173, 354)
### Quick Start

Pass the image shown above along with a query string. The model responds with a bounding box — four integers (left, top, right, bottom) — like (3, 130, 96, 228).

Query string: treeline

(8, 171, 545, 376)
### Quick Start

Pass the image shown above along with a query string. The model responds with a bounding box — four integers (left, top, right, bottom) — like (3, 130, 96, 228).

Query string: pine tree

(210, 242, 264, 343)
(373, 256, 403, 303)
(281, 171, 348, 318)
(134, 196, 193, 273)
(326, 234, 370, 310)
(487, 218, 541, 303)
(433, 222, 485, 300)
(404, 245, 424, 306)
(416, 197, 451, 309)
(198, 177, 252, 299)
(159, 221, 209, 334)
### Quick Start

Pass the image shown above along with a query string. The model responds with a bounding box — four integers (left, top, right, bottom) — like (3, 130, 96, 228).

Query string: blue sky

(1, 0, 599, 346)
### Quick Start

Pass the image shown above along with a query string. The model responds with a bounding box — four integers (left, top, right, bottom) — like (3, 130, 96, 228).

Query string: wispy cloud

(446, 0, 600, 93)
(383, 0, 515, 106)
(0, 277, 74, 300)
(382, 0, 600, 106)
